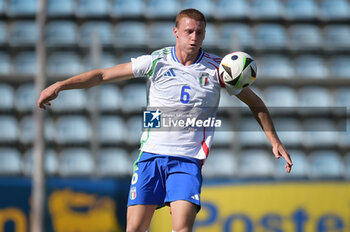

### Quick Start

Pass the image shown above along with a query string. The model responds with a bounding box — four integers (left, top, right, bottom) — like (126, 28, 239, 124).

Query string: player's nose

(190, 32, 198, 41)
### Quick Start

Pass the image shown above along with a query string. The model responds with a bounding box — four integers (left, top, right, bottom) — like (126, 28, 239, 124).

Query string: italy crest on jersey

(199, 73, 209, 86)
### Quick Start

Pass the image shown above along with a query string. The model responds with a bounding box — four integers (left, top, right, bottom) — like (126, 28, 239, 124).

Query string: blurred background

(0, 0, 349, 231)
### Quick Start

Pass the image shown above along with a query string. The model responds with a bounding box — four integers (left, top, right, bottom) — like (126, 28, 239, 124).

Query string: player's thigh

(170, 200, 197, 232)
(127, 204, 157, 232)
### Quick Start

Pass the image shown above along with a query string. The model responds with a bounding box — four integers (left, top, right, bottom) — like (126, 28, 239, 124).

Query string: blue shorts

(127, 152, 202, 211)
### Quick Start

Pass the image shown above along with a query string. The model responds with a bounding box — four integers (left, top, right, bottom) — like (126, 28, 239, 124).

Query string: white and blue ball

(219, 51, 257, 90)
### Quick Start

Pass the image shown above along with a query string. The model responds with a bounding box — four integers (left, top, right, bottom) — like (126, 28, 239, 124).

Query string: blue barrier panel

(0, 177, 130, 232)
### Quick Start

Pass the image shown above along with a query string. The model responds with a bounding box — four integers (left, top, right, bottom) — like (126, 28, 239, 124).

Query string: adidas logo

(164, 68, 176, 77)
(191, 194, 200, 201)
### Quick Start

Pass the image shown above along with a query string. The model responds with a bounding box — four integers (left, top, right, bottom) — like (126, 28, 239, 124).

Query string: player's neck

(175, 46, 201, 66)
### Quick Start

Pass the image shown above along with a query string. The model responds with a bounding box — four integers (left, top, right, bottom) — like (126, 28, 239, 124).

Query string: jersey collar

(171, 47, 204, 64)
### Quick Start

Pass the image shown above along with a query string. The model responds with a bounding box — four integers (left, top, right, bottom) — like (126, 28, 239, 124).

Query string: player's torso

(147, 47, 222, 108)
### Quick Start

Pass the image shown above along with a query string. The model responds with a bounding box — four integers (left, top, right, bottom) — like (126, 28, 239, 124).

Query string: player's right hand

(37, 83, 61, 110)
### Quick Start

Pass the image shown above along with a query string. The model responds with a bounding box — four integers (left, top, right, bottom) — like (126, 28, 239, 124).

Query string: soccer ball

(219, 51, 257, 90)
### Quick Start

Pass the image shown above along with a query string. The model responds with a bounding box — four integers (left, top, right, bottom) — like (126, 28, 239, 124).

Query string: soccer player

(38, 9, 293, 232)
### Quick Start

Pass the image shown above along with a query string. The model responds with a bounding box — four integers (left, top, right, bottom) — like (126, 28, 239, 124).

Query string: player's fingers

(282, 151, 293, 166)
(272, 146, 281, 159)
(37, 94, 47, 107)
(278, 146, 293, 166)
(285, 163, 292, 173)
(37, 99, 45, 109)
(37, 98, 43, 107)
(38, 97, 52, 109)
(38, 100, 45, 109)
(38, 92, 56, 109)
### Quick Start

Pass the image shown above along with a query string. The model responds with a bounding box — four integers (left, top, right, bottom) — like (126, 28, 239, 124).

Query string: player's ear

(173, 26, 178, 38)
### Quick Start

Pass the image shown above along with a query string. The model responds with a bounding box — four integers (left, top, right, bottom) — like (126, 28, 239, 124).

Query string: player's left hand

(272, 143, 293, 173)
(37, 82, 61, 110)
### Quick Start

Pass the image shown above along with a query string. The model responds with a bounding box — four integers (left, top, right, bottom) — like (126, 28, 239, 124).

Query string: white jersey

(131, 47, 241, 160)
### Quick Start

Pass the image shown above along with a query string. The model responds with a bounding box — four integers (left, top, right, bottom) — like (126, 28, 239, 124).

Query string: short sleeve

(131, 55, 153, 78)
(224, 86, 242, 96)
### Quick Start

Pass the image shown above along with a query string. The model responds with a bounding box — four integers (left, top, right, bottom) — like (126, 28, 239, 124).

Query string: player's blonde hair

(175, 8, 206, 28)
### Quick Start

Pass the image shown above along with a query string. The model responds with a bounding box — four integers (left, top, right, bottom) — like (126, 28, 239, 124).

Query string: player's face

(174, 17, 206, 54)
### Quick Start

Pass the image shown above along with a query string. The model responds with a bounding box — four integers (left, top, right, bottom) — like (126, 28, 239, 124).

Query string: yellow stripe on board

(150, 182, 350, 232)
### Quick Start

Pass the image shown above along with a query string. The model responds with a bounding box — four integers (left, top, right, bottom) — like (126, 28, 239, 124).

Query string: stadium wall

(0, 178, 349, 232)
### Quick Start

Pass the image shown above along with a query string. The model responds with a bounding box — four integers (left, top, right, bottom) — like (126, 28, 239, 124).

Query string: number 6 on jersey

(180, 85, 191, 104)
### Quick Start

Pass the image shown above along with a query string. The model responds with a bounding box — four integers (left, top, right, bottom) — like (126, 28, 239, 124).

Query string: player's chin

(187, 45, 200, 52)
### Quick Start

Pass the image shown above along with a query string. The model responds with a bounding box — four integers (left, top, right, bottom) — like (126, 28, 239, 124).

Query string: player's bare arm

(37, 62, 134, 110)
(236, 87, 293, 173)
